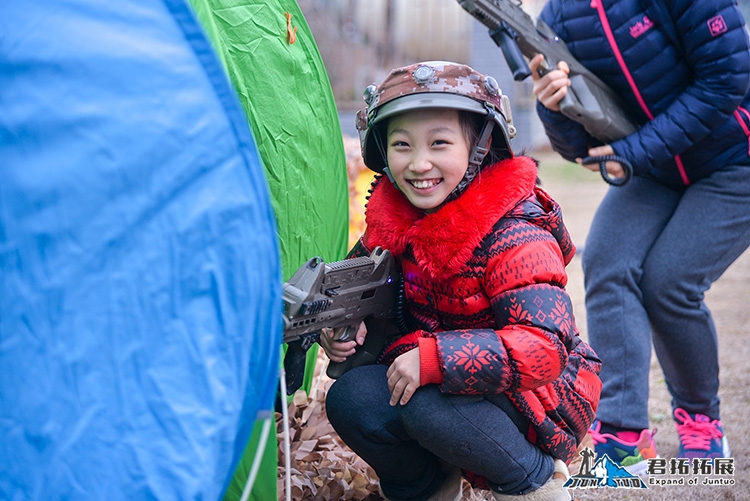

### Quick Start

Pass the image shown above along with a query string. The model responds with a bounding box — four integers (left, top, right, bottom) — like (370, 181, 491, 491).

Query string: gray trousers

(582, 162, 750, 430)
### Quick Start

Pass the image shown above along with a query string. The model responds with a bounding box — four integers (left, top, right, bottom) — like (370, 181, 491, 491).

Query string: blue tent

(0, 0, 281, 498)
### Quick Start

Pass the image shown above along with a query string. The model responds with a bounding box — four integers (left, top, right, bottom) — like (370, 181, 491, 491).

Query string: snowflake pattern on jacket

(350, 156, 602, 481)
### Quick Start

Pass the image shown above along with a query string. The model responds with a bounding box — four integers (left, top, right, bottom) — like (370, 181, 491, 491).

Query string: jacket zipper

(590, 0, 690, 185)
(733, 106, 750, 155)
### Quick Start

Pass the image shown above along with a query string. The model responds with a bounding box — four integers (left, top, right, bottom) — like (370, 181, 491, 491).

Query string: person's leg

(640, 163, 750, 419)
(400, 386, 554, 495)
(582, 176, 681, 430)
(325, 364, 444, 501)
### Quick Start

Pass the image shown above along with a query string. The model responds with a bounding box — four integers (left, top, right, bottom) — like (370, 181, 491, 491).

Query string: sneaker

(674, 407, 731, 459)
(492, 459, 570, 501)
(589, 420, 658, 477)
(426, 464, 463, 501)
(379, 462, 463, 501)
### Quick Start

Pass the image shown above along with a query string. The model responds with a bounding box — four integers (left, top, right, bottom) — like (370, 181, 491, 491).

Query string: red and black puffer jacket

(352, 156, 601, 468)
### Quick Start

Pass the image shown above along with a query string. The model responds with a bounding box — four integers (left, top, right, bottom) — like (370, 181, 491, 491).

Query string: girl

(322, 61, 601, 501)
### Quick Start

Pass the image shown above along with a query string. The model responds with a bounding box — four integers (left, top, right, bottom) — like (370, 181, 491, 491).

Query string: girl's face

(386, 108, 471, 212)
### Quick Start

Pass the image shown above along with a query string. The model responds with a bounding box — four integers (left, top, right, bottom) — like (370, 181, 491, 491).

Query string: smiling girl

(385, 108, 472, 212)
(321, 61, 601, 501)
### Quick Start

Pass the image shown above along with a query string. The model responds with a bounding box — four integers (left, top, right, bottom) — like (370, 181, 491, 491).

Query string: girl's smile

(408, 178, 442, 190)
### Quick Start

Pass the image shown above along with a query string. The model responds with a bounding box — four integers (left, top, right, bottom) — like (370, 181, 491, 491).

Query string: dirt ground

(279, 150, 749, 500)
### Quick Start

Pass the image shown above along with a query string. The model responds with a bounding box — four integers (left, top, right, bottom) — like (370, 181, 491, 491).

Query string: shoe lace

(589, 423, 606, 446)
(588, 420, 654, 446)
(674, 408, 722, 451)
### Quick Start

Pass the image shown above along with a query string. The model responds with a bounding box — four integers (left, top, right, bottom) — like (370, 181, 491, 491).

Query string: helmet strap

(382, 166, 398, 187)
(469, 110, 497, 170)
(373, 126, 401, 191)
(445, 115, 496, 202)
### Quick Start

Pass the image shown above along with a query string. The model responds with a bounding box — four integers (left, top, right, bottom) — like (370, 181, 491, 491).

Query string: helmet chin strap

(373, 128, 402, 190)
(444, 115, 496, 202)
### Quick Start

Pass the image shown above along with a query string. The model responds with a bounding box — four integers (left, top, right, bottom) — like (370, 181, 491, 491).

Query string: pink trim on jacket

(590, 0, 690, 185)
(734, 107, 750, 155)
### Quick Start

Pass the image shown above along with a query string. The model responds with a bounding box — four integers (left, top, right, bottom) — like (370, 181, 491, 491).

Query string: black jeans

(326, 364, 553, 501)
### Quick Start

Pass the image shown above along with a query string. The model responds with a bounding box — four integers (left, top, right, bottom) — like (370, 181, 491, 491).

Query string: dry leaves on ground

(275, 358, 383, 501)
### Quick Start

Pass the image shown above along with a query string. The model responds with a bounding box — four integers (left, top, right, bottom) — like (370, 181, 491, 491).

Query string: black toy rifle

(458, 0, 636, 184)
(282, 247, 400, 394)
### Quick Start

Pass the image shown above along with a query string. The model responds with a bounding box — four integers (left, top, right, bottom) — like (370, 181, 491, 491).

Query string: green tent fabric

(188, 1, 349, 499)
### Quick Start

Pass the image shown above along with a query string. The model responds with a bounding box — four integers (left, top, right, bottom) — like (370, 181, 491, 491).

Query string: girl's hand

(386, 348, 420, 406)
(318, 322, 367, 363)
(577, 145, 626, 179)
(530, 54, 570, 112)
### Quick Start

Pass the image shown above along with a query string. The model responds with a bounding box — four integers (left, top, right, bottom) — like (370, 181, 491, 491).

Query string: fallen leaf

(285, 12, 297, 44)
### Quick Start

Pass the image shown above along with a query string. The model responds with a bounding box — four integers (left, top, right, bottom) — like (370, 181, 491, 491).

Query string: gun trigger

(324, 287, 340, 297)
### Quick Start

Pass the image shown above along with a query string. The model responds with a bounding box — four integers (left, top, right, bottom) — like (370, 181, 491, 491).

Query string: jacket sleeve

(538, 0, 750, 175)
(434, 219, 574, 395)
(536, 0, 603, 162)
(612, 0, 750, 173)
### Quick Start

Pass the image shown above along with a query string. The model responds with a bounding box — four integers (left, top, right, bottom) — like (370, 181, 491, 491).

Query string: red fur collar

(363, 156, 538, 280)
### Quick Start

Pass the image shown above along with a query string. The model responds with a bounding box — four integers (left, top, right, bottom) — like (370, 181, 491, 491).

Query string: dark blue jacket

(537, 0, 750, 188)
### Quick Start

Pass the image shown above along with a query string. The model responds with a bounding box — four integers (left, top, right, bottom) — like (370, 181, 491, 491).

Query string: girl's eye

(391, 140, 409, 148)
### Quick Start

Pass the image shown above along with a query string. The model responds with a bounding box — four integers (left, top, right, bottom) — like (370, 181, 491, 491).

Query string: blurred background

(298, 0, 750, 154)
(297, 0, 549, 153)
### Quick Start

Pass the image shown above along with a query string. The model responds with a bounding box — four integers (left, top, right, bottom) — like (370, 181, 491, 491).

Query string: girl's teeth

(412, 179, 438, 189)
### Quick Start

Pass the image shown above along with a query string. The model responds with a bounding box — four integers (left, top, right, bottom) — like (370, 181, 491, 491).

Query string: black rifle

(282, 247, 400, 394)
(458, 0, 637, 184)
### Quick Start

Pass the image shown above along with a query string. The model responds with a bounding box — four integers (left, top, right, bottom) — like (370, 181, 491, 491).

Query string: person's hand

(577, 145, 626, 179)
(318, 322, 367, 363)
(386, 348, 420, 406)
(530, 54, 570, 112)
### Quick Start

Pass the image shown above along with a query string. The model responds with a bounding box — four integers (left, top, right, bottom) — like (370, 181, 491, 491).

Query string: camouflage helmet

(355, 61, 517, 174)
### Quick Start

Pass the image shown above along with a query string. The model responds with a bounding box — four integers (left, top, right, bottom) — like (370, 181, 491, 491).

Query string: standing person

(531, 0, 750, 475)
(321, 61, 602, 501)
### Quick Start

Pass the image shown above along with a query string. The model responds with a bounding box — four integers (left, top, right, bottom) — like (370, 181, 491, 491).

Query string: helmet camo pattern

(356, 61, 516, 173)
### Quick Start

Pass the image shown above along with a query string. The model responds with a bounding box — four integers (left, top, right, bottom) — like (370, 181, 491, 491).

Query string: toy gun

(458, 0, 637, 184)
(282, 247, 401, 394)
